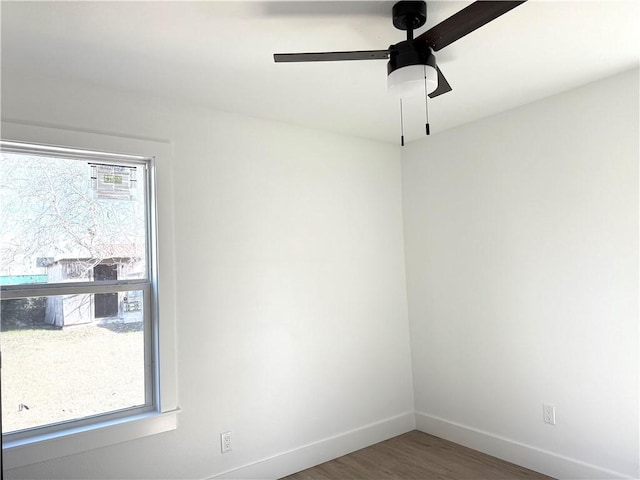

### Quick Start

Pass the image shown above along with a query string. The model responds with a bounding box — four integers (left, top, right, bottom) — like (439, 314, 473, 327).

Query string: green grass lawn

(1, 323, 145, 433)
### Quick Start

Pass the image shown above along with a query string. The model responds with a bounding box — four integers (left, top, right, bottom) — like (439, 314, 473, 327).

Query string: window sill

(3, 408, 181, 470)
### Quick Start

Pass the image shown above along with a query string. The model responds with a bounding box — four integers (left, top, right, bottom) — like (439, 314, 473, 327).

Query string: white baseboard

(208, 412, 415, 480)
(415, 412, 635, 480)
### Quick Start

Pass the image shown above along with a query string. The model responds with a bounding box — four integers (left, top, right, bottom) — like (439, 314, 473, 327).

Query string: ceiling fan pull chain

(400, 99, 405, 146)
(424, 65, 431, 136)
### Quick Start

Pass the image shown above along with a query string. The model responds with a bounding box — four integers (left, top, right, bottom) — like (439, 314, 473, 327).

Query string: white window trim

(1, 122, 179, 470)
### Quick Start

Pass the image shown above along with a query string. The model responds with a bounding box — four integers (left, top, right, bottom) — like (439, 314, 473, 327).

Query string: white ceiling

(2, 1, 639, 144)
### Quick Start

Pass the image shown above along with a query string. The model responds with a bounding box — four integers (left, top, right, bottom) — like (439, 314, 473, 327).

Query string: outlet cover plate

(543, 404, 556, 425)
(221, 431, 232, 453)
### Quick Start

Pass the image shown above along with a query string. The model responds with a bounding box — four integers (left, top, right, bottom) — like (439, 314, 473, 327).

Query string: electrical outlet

(220, 431, 232, 453)
(543, 404, 556, 425)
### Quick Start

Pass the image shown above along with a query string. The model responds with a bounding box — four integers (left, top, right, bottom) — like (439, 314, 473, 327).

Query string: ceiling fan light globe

(387, 64, 438, 98)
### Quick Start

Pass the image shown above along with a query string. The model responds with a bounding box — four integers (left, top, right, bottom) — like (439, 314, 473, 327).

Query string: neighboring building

(45, 255, 143, 327)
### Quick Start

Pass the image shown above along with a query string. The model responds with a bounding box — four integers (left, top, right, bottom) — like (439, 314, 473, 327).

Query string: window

(0, 123, 177, 469)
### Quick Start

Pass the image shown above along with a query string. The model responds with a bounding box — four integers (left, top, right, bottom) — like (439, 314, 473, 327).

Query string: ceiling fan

(274, 1, 527, 120)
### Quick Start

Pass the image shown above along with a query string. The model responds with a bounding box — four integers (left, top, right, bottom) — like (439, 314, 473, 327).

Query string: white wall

(403, 69, 639, 479)
(1, 71, 415, 479)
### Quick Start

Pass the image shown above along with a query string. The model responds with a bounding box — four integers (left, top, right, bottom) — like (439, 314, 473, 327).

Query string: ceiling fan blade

(416, 1, 527, 51)
(428, 66, 452, 98)
(274, 50, 389, 62)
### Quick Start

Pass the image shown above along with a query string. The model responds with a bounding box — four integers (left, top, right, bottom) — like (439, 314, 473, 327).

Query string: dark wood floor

(282, 430, 553, 480)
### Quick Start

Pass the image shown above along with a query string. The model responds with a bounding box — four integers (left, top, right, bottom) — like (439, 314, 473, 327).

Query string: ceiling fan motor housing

(387, 40, 435, 76)
(387, 40, 438, 97)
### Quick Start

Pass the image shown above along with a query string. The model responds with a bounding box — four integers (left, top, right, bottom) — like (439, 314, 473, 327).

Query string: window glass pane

(0, 152, 147, 285)
(0, 290, 146, 434)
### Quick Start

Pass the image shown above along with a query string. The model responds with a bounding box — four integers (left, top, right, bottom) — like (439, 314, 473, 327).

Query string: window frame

(0, 122, 179, 469)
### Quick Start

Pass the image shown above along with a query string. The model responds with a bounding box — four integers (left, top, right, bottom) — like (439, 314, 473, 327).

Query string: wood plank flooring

(282, 430, 553, 480)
